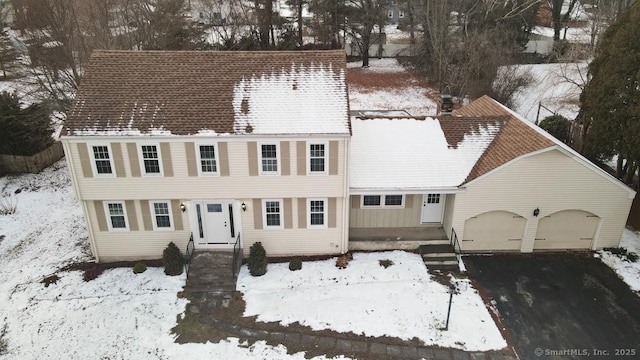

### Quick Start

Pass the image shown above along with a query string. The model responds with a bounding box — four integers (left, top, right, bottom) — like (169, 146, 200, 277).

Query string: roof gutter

(349, 187, 464, 195)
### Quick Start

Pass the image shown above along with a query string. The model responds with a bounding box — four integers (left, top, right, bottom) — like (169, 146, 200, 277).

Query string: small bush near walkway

(248, 242, 268, 276)
(133, 262, 147, 274)
(163, 242, 184, 276)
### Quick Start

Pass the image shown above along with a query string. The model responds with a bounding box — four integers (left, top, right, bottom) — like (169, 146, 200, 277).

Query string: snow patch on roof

(350, 117, 501, 190)
(232, 63, 349, 135)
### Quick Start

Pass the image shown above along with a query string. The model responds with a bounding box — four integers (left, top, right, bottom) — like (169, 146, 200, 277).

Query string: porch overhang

(349, 187, 464, 195)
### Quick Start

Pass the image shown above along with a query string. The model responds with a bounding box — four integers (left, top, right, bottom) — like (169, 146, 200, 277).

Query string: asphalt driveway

(465, 254, 640, 359)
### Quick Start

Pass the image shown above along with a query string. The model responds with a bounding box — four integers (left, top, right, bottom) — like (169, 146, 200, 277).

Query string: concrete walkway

(180, 291, 517, 360)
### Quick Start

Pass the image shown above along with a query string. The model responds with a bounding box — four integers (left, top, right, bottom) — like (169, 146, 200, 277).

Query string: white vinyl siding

(196, 143, 219, 176)
(104, 201, 128, 231)
(308, 198, 327, 228)
(263, 199, 283, 229)
(451, 149, 634, 251)
(89, 144, 114, 177)
(351, 195, 423, 228)
(139, 144, 163, 176)
(241, 197, 345, 257)
(150, 200, 174, 231)
(259, 143, 280, 175)
(308, 142, 327, 174)
(68, 139, 347, 200)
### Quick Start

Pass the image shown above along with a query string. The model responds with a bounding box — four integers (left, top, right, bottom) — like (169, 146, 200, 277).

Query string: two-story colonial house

(62, 50, 350, 262)
(61, 50, 635, 263)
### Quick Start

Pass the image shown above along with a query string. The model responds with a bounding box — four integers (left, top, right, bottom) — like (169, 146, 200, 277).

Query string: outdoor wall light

(241, 202, 247, 212)
(180, 203, 186, 212)
(533, 208, 540, 217)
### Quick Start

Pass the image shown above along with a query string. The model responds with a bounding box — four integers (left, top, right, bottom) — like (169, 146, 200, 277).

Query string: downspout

(63, 140, 100, 262)
(341, 136, 350, 254)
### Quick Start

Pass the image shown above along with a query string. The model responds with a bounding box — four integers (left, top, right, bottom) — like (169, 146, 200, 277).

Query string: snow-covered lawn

(0, 161, 346, 359)
(509, 62, 587, 123)
(238, 251, 507, 351)
(347, 58, 438, 116)
(598, 229, 640, 293)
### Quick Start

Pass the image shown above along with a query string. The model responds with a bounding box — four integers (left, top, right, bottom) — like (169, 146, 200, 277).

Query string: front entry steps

(184, 251, 239, 294)
(419, 243, 458, 271)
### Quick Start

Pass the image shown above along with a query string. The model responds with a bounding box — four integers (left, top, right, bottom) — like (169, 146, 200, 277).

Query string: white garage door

(534, 210, 599, 250)
(462, 211, 526, 251)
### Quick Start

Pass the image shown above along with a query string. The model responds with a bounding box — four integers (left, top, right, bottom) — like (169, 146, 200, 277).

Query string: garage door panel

(534, 210, 598, 250)
(463, 211, 526, 251)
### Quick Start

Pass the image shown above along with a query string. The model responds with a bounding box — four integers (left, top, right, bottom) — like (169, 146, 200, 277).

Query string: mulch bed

(62, 259, 163, 281)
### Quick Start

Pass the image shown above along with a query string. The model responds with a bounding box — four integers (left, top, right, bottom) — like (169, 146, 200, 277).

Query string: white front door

(421, 194, 444, 223)
(193, 201, 236, 247)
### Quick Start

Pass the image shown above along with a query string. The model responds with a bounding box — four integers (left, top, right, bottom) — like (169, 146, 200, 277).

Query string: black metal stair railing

(232, 233, 243, 280)
(184, 234, 195, 279)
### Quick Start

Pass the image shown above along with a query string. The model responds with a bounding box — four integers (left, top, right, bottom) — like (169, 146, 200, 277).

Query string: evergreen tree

(0, 92, 54, 156)
(0, 28, 17, 80)
(580, 1, 640, 185)
(539, 114, 571, 143)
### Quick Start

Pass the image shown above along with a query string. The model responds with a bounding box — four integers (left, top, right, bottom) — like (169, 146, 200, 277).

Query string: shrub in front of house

(289, 258, 302, 271)
(248, 242, 268, 276)
(379, 259, 394, 268)
(133, 262, 147, 274)
(163, 242, 184, 276)
(604, 247, 639, 263)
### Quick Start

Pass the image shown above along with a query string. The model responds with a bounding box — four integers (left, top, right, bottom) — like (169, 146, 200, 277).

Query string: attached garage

(462, 211, 526, 251)
(534, 210, 599, 250)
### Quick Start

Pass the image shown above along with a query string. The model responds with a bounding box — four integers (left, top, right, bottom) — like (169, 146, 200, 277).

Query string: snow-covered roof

(65, 50, 349, 137)
(349, 116, 504, 191)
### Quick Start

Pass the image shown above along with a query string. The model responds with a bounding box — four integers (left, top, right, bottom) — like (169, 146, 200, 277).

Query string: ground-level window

(150, 201, 173, 230)
(263, 200, 282, 228)
(308, 199, 326, 228)
(141, 145, 161, 175)
(362, 195, 404, 208)
(91, 145, 113, 175)
(384, 195, 403, 206)
(105, 202, 127, 231)
(362, 195, 381, 207)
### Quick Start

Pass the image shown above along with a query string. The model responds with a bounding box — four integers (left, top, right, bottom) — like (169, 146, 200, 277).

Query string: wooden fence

(0, 142, 64, 175)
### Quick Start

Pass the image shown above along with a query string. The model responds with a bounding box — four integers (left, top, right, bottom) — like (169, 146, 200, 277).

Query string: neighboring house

(61, 50, 350, 262)
(61, 50, 635, 262)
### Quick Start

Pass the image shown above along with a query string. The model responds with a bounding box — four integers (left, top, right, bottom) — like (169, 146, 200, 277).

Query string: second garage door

(534, 210, 599, 250)
(462, 211, 526, 251)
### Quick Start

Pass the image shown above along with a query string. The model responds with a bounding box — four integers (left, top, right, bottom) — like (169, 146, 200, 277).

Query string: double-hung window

(308, 198, 327, 228)
(104, 201, 128, 231)
(150, 201, 173, 230)
(259, 143, 279, 174)
(90, 145, 114, 176)
(197, 144, 218, 175)
(140, 144, 162, 175)
(308, 142, 327, 174)
(263, 199, 283, 229)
